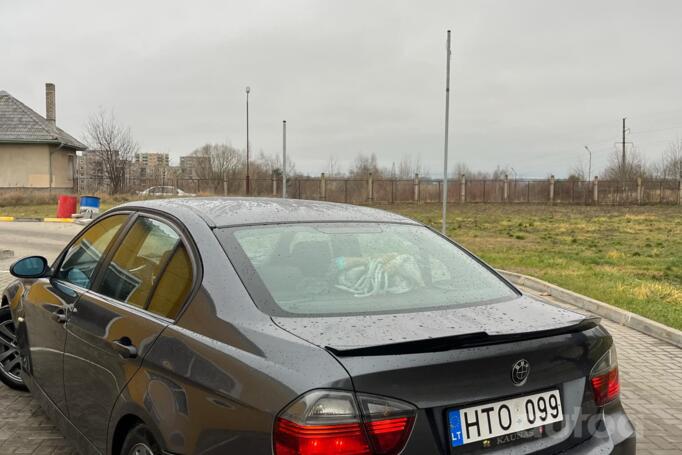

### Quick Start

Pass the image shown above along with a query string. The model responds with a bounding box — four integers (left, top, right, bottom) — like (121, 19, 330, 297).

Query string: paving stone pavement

(522, 286, 682, 455)
(0, 256, 680, 453)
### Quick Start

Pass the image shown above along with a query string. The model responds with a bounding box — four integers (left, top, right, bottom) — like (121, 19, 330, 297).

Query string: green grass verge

(385, 204, 682, 330)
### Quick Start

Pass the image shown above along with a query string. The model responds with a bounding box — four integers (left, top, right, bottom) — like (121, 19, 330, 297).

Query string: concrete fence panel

(61, 176, 682, 206)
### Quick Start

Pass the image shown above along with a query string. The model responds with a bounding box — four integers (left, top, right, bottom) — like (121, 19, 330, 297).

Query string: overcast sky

(2, 0, 682, 177)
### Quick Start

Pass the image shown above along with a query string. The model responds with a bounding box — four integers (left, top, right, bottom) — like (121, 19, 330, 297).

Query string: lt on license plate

(448, 390, 563, 447)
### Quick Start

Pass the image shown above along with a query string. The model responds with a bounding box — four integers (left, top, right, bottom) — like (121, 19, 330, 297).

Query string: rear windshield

(217, 223, 517, 317)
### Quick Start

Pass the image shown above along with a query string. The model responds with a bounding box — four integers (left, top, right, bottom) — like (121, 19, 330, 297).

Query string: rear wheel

(0, 306, 26, 390)
(121, 424, 161, 455)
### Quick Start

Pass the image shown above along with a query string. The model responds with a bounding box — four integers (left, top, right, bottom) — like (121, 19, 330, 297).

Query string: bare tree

(451, 162, 493, 179)
(83, 109, 139, 194)
(661, 138, 682, 179)
(491, 165, 511, 180)
(349, 153, 383, 177)
(569, 158, 587, 181)
(256, 151, 297, 178)
(327, 155, 341, 177)
(190, 143, 242, 190)
(451, 162, 472, 178)
(397, 155, 423, 178)
(601, 147, 648, 181)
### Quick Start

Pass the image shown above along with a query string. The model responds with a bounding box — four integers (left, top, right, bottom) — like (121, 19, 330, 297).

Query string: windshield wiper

(326, 317, 601, 357)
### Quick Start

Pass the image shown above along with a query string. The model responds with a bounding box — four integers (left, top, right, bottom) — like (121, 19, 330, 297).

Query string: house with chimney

(0, 83, 86, 192)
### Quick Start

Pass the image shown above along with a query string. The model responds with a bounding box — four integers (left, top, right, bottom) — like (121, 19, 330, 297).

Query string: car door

(63, 213, 194, 452)
(22, 213, 130, 412)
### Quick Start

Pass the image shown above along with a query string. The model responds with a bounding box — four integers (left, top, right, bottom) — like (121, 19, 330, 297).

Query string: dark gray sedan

(0, 198, 635, 454)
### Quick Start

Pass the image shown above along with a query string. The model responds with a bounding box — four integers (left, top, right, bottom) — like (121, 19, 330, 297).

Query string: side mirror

(10, 256, 50, 279)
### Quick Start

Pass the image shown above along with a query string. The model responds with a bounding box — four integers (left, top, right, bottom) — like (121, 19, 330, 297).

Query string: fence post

(320, 173, 326, 200)
(460, 174, 466, 203)
(637, 177, 642, 205)
(504, 174, 509, 202)
(368, 172, 373, 203)
(593, 176, 599, 205)
(413, 173, 420, 203)
(549, 175, 555, 204)
(272, 172, 277, 196)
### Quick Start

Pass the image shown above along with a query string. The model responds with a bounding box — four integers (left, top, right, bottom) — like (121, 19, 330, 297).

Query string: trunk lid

(273, 295, 610, 454)
(271, 295, 588, 351)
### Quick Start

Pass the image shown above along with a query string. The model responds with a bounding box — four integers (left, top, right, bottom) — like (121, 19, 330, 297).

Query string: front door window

(56, 214, 129, 288)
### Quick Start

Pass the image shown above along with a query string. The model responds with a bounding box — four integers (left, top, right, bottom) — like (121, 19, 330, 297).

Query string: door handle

(52, 310, 67, 323)
(112, 338, 138, 359)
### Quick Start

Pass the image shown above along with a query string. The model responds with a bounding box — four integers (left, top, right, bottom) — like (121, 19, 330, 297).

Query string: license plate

(448, 390, 563, 447)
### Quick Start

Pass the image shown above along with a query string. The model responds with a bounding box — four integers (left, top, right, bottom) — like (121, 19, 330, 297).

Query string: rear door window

(147, 244, 193, 318)
(96, 217, 181, 309)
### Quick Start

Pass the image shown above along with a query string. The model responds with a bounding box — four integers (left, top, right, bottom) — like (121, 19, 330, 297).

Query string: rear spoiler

(326, 316, 601, 357)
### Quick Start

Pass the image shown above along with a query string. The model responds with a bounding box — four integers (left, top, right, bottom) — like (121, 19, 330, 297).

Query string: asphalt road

(0, 222, 82, 264)
(0, 222, 680, 454)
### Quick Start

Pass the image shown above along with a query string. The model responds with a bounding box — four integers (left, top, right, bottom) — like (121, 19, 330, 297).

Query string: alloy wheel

(0, 320, 21, 383)
(128, 443, 155, 455)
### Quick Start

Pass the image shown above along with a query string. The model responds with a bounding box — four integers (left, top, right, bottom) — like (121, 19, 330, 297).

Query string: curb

(0, 217, 73, 223)
(499, 270, 682, 349)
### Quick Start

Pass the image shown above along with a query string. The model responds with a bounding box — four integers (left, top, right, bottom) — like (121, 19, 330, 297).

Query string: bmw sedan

(0, 198, 635, 454)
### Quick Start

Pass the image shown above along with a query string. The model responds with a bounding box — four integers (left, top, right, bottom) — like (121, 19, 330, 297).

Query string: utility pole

(621, 117, 627, 176)
(442, 29, 452, 235)
(584, 145, 592, 181)
(282, 120, 287, 198)
(245, 86, 251, 195)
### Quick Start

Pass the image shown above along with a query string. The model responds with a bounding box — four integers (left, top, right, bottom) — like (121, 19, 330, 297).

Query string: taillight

(590, 345, 620, 406)
(274, 390, 416, 455)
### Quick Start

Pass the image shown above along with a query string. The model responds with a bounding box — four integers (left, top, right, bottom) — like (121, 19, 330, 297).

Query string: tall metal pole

(441, 30, 452, 235)
(621, 117, 626, 176)
(245, 86, 251, 195)
(584, 145, 592, 182)
(282, 120, 287, 198)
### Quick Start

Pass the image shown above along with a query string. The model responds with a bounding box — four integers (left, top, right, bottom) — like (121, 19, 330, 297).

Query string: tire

(120, 424, 162, 455)
(0, 306, 26, 390)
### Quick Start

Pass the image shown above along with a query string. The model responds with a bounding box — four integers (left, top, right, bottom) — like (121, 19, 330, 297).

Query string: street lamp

(584, 145, 592, 182)
(245, 86, 251, 195)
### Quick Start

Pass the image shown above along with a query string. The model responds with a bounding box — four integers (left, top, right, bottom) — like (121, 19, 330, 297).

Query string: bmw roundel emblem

(511, 359, 530, 386)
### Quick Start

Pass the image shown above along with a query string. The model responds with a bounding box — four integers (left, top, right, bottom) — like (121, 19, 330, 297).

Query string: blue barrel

(80, 196, 101, 211)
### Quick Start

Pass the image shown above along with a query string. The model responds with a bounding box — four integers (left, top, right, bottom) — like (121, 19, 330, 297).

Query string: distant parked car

(137, 186, 195, 197)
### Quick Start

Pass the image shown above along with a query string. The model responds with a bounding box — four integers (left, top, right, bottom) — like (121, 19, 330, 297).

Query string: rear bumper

(563, 401, 636, 454)
(400, 399, 636, 454)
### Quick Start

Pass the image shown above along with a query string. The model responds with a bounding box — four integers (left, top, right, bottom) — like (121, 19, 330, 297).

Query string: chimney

(45, 83, 56, 130)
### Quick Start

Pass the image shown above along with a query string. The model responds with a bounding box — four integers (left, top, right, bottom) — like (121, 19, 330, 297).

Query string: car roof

(117, 197, 419, 228)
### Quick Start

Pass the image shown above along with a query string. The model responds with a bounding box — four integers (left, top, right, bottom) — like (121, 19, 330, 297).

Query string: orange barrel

(56, 195, 78, 218)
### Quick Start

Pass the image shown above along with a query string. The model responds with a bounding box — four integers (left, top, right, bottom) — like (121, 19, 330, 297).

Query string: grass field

(2, 197, 680, 329)
(386, 204, 682, 330)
